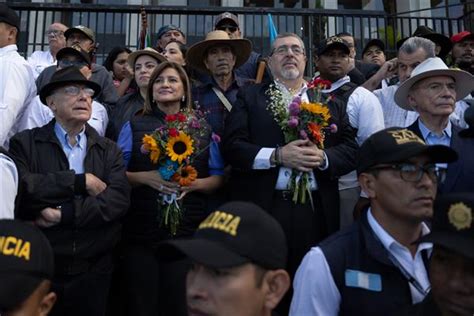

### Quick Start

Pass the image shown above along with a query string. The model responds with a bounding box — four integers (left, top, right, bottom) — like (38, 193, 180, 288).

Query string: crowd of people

(1, 3, 474, 316)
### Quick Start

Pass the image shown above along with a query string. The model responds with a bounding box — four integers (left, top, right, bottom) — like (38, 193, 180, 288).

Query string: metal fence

(9, 2, 474, 72)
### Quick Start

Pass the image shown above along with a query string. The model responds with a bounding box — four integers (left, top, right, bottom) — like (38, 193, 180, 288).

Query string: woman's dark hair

(103, 46, 132, 72)
(164, 41, 188, 60)
(143, 61, 192, 114)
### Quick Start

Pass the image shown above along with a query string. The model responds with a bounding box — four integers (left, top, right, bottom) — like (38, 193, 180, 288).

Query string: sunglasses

(217, 25, 239, 33)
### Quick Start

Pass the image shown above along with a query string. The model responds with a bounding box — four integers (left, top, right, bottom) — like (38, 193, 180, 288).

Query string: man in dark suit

(394, 56, 474, 193)
(223, 32, 358, 286)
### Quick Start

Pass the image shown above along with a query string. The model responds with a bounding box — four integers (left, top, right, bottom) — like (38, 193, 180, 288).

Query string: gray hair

(398, 36, 435, 58)
(271, 32, 305, 52)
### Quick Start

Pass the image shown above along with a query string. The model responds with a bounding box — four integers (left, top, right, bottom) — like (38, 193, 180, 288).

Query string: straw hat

(128, 47, 166, 68)
(186, 30, 252, 74)
(395, 57, 474, 111)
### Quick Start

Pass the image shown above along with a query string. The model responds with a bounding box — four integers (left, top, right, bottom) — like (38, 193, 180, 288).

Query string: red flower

(308, 78, 332, 90)
(169, 128, 179, 137)
(165, 114, 177, 122)
(176, 113, 186, 122)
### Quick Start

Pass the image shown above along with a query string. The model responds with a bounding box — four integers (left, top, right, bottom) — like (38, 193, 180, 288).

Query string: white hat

(395, 57, 474, 111)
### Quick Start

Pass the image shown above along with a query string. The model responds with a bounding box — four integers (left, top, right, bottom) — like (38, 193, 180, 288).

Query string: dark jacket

(9, 120, 130, 263)
(222, 82, 358, 234)
(319, 213, 416, 316)
(106, 92, 144, 141)
(407, 119, 474, 193)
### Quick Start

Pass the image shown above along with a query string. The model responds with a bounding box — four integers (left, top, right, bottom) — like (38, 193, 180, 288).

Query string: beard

(280, 67, 300, 80)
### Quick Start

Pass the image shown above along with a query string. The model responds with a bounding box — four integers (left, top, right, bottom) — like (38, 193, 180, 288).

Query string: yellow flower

(142, 134, 158, 152)
(172, 165, 198, 186)
(166, 132, 194, 163)
(150, 148, 160, 164)
(300, 102, 331, 122)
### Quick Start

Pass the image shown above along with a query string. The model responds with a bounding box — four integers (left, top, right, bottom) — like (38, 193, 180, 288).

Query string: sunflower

(172, 165, 198, 186)
(166, 132, 194, 163)
(300, 102, 331, 122)
(142, 134, 160, 163)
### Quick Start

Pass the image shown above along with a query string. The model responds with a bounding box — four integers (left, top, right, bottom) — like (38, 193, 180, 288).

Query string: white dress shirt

(289, 209, 432, 316)
(0, 153, 18, 219)
(252, 81, 327, 190)
(325, 76, 385, 190)
(28, 49, 55, 79)
(18, 95, 109, 136)
(0, 45, 37, 148)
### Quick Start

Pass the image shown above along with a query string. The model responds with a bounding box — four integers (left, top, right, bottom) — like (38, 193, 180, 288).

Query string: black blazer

(407, 119, 474, 193)
(222, 83, 358, 232)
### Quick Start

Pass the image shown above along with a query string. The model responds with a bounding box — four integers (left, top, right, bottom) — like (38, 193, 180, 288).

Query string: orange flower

(172, 165, 198, 186)
(150, 148, 160, 164)
(308, 122, 324, 148)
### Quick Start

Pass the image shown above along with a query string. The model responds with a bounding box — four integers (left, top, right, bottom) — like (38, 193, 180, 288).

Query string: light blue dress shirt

(418, 119, 451, 169)
(54, 122, 87, 174)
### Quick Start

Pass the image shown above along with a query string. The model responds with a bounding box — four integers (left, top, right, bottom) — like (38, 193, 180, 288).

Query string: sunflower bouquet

(141, 108, 211, 234)
(267, 78, 337, 205)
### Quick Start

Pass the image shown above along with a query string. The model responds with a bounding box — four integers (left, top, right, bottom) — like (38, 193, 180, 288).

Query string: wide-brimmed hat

(418, 192, 474, 260)
(357, 127, 457, 175)
(395, 57, 474, 110)
(186, 30, 252, 74)
(157, 201, 287, 269)
(0, 220, 54, 311)
(39, 66, 101, 104)
(127, 47, 166, 69)
(397, 26, 452, 59)
(64, 25, 95, 43)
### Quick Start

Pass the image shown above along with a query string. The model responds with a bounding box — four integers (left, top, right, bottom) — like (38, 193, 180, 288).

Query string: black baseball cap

(157, 201, 288, 270)
(0, 220, 54, 310)
(0, 3, 20, 30)
(214, 12, 239, 28)
(316, 36, 350, 56)
(362, 39, 385, 56)
(56, 45, 91, 66)
(156, 24, 184, 39)
(418, 192, 474, 260)
(357, 127, 458, 174)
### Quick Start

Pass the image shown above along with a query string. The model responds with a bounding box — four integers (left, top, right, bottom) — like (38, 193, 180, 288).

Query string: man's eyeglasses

(60, 86, 95, 97)
(271, 45, 305, 56)
(58, 59, 88, 68)
(369, 163, 446, 183)
(46, 30, 64, 37)
(216, 25, 238, 33)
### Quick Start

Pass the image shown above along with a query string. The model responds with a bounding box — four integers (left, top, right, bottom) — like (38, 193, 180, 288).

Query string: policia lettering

(0, 236, 31, 260)
(198, 211, 241, 236)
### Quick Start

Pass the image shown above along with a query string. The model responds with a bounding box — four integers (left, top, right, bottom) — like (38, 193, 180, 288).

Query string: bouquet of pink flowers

(267, 78, 337, 205)
(141, 108, 213, 234)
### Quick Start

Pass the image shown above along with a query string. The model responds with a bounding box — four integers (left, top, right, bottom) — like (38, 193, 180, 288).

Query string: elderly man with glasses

(223, 32, 358, 315)
(290, 127, 458, 316)
(28, 22, 68, 79)
(8, 66, 130, 316)
(395, 57, 474, 193)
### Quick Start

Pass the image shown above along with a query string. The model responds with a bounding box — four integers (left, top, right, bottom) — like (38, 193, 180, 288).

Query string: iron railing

(8, 2, 473, 74)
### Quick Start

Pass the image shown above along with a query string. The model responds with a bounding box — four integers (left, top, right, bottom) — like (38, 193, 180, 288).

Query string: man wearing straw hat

(395, 57, 474, 193)
(188, 30, 252, 137)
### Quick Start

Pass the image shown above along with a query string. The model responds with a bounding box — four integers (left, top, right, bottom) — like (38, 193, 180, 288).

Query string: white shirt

(0, 45, 37, 148)
(0, 153, 18, 219)
(17, 95, 109, 136)
(252, 82, 326, 190)
(289, 209, 432, 316)
(325, 76, 385, 190)
(373, 84, 469, 129)
(28, 50, 55, 80)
